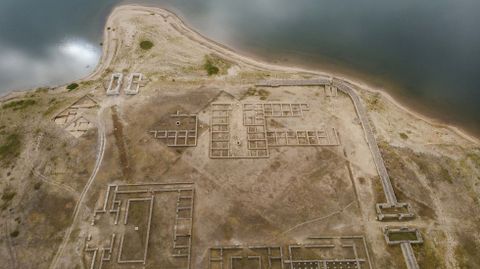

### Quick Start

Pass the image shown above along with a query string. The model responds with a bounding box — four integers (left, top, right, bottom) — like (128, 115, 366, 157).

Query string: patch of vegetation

(140, 40, 154, 50)
(203, 54, 232, 76)
(456, 246, 469, 269)
(2, 188, 17, 203)
(242, 87, 270, 100)
(415, 154, 453, 183)
(43, 99, 64, 116)
(258, 89, 270, 100)
(410, 152, 454, 184)
(399, 132, 409, 140)
(34, 181, 43, 190)
(246, 87, 256, 96)
(382, 246, 405, 269)
(366, 93, 384, 111)
(465, 150, 480, 168)
(455, 233, 480, 268)
(439, 167, 453, 184)
(10, 230, 19, 238)
(66, 83, 79, 91)
(2, 99, 36, 111)
(80, 80, 96, 87)
(388, 232, 418, 241)
(413, 238, 446, 269)
(204, 58, 219, 75)
(35, 87, 50, 93)
(371, 175, 386, 204)
(0, 133, 22, 164)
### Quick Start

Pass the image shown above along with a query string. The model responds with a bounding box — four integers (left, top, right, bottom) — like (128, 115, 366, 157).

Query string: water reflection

(0, 39, 99, 92)
(59, 40, 98, 65)
(0, 0, 479, 134)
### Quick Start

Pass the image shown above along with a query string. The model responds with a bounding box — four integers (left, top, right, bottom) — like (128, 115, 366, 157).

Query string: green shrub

(1, 189, 16, 202)
(366, 93, 384, 111)
(204, 59, 219, 75)
(66, 83, 79, 91)
(399, 133, 409, 140)
(10, 230, 19, 238)
(2, 99, 36, 110)
(140, 40, 154, 50)
(34, 181, 42, 190)
(244, 87, 269, 100)
(258, 89, 270, 100)
(203, 54, 231, 76)
(246, 88, 256, 96)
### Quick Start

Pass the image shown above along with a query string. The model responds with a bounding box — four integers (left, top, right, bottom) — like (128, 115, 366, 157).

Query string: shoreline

(102, 4, 480, 145)
(149, 3, 480, 142)
(1, 4, 478, 145)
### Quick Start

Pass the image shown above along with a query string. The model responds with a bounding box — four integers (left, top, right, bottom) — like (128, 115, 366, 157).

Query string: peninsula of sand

(0, 5, 479, 269)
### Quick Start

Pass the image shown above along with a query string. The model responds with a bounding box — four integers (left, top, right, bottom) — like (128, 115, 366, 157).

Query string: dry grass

(0, 133, 22, 165)
(413, 238, 446, 269)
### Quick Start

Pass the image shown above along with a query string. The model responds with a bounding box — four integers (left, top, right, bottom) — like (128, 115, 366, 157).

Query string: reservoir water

(0, 0, 479, 135)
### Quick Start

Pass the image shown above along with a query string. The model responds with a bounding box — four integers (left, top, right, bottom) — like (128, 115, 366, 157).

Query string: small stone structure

(383, 226, 423, 245)
(266, 129, 339, 146)
(85, 182, 195, 269)
(383, 226, 423, 269)
(53, 95, 98, 138)
(209, 102, 340, 159)
(376, 203, 415, 221)
(125, 73, 143, 95)
(209, 235, 373, 269)
(150, 111, 198, 147)
(106, 73, 123, 96)
(64, 116, 94, 138)
(106, 72, 144, 96)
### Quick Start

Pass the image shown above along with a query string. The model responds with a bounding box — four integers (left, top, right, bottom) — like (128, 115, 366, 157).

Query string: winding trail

(49, 112, 107, 269)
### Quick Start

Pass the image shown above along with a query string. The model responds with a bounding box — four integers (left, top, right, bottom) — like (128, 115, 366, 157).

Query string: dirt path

(31, 169, 80, 198)
(278, 200, 356, 237)
(49, 109, 107, 269)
